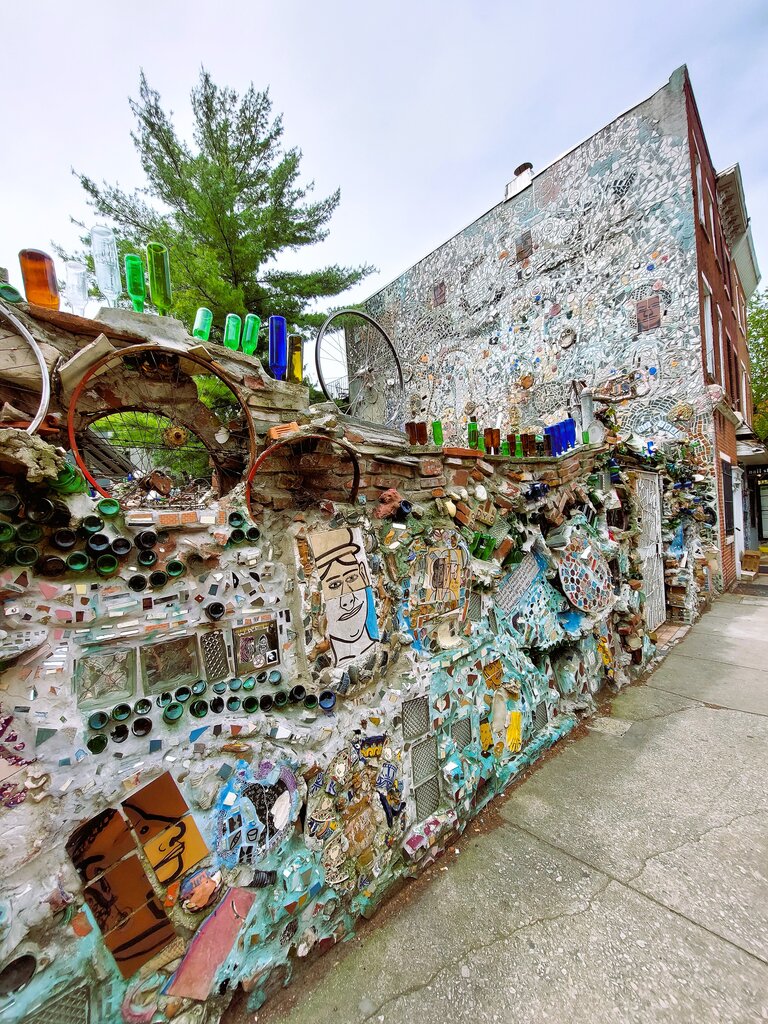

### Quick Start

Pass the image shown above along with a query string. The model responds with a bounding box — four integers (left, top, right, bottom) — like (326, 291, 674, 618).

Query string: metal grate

(411, 736, 438, 784)
(532, 700, 548, 733)
(451, 716, 472, 751)
(414, 776, 441, 821)
(468, 591, 482, 622)
(402, 696, 429, 740)
(201, 630, 229, 682)
(22, 986, 90, 1024)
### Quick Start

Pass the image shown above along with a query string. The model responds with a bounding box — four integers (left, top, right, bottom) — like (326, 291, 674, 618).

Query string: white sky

(2, 0, 766, 317)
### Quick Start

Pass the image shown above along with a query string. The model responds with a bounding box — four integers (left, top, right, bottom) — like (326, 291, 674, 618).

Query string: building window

(702, 278, 715, 378)
(707, 184, 717, 243)
(433, 281, 446, 306)
(716, 305, 725, 387)
(724, 251, 732, 299)
(741, 365, 749, 419)
(515, 230, 533, 261)
(695, 154, 705, 224)
(729, 340, 739, 410)
(721, 458, 734, 536)
(636, 295, 661, 333)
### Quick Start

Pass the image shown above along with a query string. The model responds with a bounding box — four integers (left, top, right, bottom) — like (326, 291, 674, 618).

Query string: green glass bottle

(124, 255, 146, 312)
(146, 242, 172, 315)
(431, 420, 444, 446)
(223, 314, 242, 351)
(242, 314, 261, 355)
(467, 417, 479, 449)
(193, 307, 213, 341)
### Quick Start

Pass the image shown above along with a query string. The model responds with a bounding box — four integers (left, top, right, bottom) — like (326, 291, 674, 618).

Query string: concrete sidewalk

(245, 595, 768, 1024)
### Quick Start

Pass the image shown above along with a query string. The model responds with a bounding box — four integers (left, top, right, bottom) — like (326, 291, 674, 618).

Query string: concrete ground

(232, 594, 768, 1024)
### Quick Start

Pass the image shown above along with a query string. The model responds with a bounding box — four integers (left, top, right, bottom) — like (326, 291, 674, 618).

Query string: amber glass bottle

(18, 250, 60, 309)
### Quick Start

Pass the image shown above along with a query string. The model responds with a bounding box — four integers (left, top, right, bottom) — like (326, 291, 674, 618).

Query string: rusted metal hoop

(66, 344, 257, 498)
(245, 433, 361, 518)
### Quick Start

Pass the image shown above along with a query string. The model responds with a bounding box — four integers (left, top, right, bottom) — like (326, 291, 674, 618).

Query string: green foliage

(747, 288, 768, 441)
(61, 69, 373, 332)
(93, 413, 211, 482)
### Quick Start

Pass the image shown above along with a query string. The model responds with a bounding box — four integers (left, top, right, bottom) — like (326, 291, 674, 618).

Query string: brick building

(365, 66, 761, 593)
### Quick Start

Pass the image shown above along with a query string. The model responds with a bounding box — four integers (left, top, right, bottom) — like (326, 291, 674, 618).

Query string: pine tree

(65, 69, 373, 332)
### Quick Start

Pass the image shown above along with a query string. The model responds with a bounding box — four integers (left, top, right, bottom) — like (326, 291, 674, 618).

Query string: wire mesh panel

(451, 716, 472, 751)
(532, 700, 549, 733)
(402, 696, 430, 741)
(200, 630, 229, 682)
(22, 986, 90, 1024)
(414, 776, 441, 821)
(467, 591, 483, 622)
(411, 736, 438, 784)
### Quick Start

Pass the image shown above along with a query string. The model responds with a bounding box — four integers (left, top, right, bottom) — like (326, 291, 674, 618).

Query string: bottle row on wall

(18, 232, 172, 315)
(192, 308, 303, 383)
(15, 237, 304, 385)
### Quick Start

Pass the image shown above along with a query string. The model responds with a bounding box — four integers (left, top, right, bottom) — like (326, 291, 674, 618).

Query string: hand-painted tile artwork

(0, 69, 726, 1024)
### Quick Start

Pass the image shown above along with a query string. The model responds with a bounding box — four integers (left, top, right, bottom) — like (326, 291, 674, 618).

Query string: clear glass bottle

(90, 225, 122, 306)
(65, 261, 89, 316)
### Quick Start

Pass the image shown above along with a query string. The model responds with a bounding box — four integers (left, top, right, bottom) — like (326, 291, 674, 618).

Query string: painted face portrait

(310, 528, 379, 667)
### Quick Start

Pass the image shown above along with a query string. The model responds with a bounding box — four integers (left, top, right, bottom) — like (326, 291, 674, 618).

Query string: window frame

(716, 305, 726, 388)
(694, 151, 706, 225)
(721, 455, 734, 541)
(701, 275, 716, 380)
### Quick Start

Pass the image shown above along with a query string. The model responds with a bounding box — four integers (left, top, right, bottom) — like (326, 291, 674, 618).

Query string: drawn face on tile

(122, 772, 189, 844)
(103, 895, 176, 979)
(310, 528, 379, 667)
(143, 814, 208, 886)
(83, 855, 155, 933)
(66, 807, 135, 883)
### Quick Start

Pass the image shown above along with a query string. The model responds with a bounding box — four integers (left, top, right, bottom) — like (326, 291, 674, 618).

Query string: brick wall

(713, 410, 738, 588)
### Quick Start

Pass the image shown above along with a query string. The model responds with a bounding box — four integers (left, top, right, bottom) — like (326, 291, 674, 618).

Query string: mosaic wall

(365, 69, 714, 451)
(0, 384, 665, 1022)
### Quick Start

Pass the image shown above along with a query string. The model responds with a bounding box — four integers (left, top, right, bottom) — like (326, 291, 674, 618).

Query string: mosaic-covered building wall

(363, 67, 752, 600)
(365, 69, 708, 448)
(0, 304, 690, 1023)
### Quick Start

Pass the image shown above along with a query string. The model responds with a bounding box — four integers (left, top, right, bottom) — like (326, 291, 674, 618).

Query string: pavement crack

(622, 809, 767, 887)
(645, 682, 768, 719)
(359, 879, 611, 1023)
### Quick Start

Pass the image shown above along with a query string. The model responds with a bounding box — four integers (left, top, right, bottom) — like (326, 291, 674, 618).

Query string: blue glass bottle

(269, 315, 288, 380)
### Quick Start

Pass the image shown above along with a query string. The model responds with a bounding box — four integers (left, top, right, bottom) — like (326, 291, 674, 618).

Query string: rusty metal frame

(245, 433, 361, 518)
(66, 343, 257, 498)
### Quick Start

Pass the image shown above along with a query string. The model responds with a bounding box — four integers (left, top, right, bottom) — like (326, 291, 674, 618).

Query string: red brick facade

(684, 73, 750, 588)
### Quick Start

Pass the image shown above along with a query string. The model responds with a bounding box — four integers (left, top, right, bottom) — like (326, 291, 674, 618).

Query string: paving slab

(653, 628, 768, 671)
(342, 882, 768, 1024)
(609, 684, 695, 722)
(629, 808, 768, 961)
(688, 613, 768, 640)
(646, 653, 768, 716)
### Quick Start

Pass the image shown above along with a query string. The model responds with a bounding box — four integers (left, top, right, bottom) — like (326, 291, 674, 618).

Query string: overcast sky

(2, 0, 766, 315)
